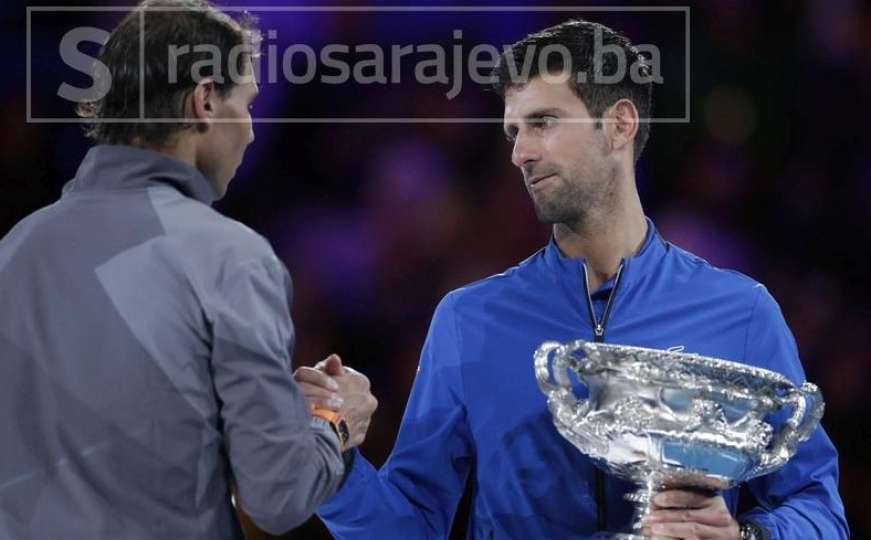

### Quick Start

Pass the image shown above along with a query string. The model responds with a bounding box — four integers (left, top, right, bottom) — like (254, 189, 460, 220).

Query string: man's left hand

(640, 489, 740, 540)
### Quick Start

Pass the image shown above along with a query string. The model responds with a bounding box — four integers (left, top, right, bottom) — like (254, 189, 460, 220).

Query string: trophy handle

(534, 341, 569, 393)
(534, 339, 597, 393)
(534, 341, 608, 455)
(755, 382, 824, 477)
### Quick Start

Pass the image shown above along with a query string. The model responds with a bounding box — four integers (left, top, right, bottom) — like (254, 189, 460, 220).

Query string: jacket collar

(541, 216, 668, 297)
(63, 145, 218, 205)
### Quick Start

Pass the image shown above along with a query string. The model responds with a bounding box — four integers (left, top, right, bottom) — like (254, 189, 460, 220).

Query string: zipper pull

(594, 324, 604, 337)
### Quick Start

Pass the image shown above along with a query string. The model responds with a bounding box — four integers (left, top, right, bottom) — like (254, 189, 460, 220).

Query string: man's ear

(190, 78, 217, 129)
(603, 98, 639, 157)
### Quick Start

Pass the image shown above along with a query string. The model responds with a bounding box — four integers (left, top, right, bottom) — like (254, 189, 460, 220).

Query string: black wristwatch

(739, 521, 767, 540)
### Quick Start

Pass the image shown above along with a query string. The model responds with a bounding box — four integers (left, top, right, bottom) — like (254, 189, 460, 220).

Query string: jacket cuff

(317, 447, 368, 518)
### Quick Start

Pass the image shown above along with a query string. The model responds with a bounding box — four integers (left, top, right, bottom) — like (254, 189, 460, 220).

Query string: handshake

(294, 354, 379, 451)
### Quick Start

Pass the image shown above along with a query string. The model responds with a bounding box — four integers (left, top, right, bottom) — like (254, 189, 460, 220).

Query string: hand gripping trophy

(534, 340, 824, 540)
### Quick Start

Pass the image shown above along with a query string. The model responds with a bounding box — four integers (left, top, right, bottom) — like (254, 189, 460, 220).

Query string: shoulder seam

(450, 249, 545, 296)
(742, 285, 766, 365)
(444, 292, 473, 454)
(201, 254, 289, 327)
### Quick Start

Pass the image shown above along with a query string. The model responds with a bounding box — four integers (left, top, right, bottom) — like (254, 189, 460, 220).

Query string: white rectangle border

(26, 5, 690, 124)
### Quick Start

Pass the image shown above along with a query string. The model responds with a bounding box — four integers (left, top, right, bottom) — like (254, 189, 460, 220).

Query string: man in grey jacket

(0, 1, 376, 538)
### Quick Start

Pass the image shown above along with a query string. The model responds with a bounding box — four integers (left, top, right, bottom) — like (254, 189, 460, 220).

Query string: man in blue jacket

(295, 20, 848, 539)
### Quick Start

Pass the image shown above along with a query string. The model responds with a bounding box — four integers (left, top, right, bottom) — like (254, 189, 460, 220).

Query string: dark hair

(77, 0, 259, 146)
(492, 19, 653, 163)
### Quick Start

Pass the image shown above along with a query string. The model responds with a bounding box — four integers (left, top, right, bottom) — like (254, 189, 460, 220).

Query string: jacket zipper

(581, 262, 625, 532)
(582, 263, 624, 342)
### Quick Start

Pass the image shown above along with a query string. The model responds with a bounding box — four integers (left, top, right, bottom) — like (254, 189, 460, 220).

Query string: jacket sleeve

(317, 292, 474, 539)
(209, 255, 345, 535)
(740, 285, 849, 540)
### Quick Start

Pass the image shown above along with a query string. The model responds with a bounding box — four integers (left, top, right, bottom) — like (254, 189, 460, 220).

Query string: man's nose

(511, 132, 541, 169)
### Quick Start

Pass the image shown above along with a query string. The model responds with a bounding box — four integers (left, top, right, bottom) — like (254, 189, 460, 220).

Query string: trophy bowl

(534, 339, 824, 539)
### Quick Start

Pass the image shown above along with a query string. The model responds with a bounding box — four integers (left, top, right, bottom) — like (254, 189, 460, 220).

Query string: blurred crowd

(1, 0, 869, 537)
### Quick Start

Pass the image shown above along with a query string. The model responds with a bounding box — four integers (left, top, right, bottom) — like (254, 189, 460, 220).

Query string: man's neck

(553, 184, 647, 293)
(132, 136, 196, 170)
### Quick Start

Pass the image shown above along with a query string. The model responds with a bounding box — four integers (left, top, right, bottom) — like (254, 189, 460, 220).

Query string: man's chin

(531, 198, 559, 223)
(532, 207, 560, 225)
(532, 201, 580, 227)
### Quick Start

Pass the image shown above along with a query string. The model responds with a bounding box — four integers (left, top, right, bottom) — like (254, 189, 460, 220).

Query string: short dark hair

(77, 0, 259, 146)
(492, 19, 653, 163)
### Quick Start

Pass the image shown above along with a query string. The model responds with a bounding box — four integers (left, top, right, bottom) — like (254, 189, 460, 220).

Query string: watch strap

(311, 407, 350, 452)
(739, 521, 769, 540)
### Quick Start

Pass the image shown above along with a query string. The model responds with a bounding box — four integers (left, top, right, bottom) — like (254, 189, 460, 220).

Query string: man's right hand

(294, 354, 378, 450)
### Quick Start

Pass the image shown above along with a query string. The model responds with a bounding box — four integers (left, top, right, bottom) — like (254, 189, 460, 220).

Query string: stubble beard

(531, 169, 611, 233)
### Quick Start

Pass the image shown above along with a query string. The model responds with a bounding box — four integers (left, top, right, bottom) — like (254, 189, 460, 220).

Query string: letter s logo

(57, 26, 111, 103)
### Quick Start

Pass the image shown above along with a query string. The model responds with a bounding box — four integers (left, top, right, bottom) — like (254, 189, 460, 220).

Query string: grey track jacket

(0, 145, 344, 539)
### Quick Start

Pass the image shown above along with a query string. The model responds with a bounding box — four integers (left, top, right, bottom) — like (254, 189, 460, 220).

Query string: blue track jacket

(319, 219, 848, 540)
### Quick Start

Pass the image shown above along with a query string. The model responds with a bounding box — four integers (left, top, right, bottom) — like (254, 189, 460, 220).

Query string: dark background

(2, 0, 869, 538)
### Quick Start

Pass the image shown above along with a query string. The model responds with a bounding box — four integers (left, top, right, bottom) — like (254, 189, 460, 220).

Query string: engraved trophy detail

(534, 339, 824, 540)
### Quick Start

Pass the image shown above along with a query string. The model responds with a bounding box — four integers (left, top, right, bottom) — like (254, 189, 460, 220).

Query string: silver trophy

(534, 339, 823, 539)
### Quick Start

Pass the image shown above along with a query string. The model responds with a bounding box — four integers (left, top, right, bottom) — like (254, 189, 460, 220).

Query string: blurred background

(2, 0, 869, 538)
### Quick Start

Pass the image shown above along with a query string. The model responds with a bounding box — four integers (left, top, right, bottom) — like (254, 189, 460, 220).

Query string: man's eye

(530, 120, 544, 130)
